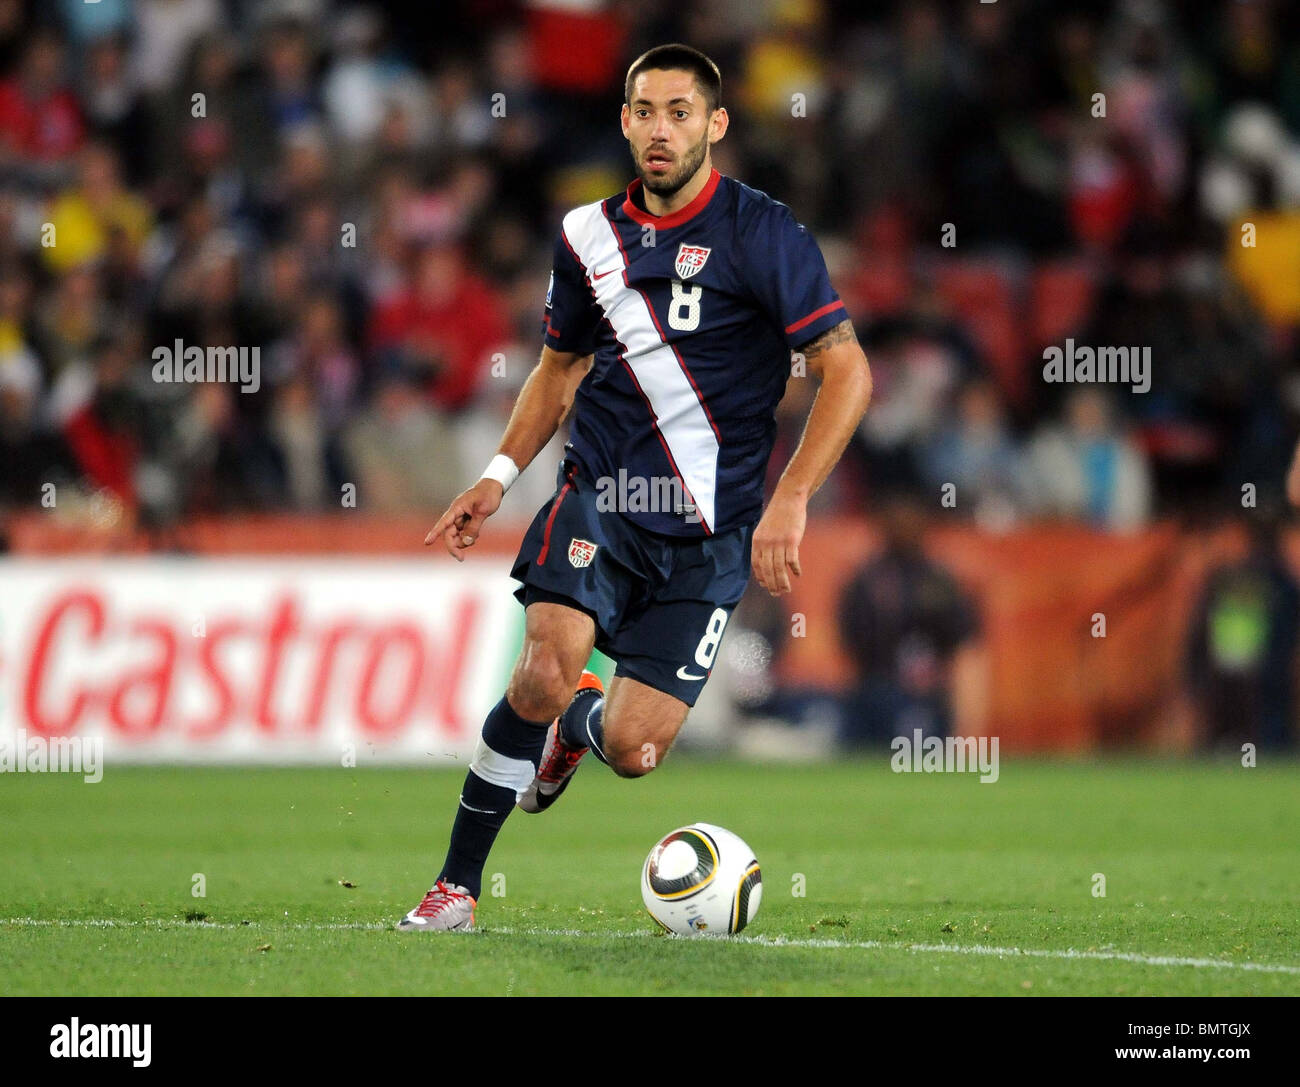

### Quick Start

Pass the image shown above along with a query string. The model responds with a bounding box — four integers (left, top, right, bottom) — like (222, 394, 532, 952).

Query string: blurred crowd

(1, 0, 1299, 535)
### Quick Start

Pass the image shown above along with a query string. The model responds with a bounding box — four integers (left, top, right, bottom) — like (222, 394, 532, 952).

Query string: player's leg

(517, 660, 605, 812)
(542, 523, 751, 790)
(511, 465, 749, 810)
(547, 667, 702, 780)
(598, 675, 691, 777)
(550, 594, 736, 781)
(441, 599, 594, 885)
(538, 669, 686, 793)
(397, 601, 594, 931)
(505, 601, 597, 718)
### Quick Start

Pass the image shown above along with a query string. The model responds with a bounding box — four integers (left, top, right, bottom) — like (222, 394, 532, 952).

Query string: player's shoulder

(723, 176, 802, 232)
(557, 192, 619, 253)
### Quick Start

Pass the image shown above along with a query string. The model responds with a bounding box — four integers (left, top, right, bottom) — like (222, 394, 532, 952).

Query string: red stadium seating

(1029, 260, 1098, 348)
(933, 260, 1025, 404)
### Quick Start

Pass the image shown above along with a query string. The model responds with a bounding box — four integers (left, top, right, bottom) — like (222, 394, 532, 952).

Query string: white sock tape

(469, 737, 537, 797)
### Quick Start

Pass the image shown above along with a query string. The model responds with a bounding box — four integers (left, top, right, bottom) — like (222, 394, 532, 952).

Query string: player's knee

(507, 648, 572, 723)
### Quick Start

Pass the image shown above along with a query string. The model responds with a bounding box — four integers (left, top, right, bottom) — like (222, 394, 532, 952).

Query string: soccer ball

(640, 823, 762, 935)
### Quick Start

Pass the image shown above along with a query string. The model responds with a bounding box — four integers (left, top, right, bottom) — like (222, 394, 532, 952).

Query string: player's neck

(642, 159, 714, 218)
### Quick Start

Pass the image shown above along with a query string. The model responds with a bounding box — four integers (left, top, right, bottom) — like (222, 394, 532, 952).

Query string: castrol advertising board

(0, 559, 533, 765)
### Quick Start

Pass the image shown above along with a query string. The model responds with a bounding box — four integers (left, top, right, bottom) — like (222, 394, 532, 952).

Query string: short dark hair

(624, 44, 721, 114)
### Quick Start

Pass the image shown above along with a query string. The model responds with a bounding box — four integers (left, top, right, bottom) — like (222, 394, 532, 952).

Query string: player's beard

(634, 128, 710, 198)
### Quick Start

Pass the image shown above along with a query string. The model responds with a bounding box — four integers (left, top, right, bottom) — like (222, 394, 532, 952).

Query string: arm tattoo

(796, 319, 856, 362)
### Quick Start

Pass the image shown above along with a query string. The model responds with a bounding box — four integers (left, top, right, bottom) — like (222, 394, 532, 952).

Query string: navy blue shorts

(510, 461, 753, 706)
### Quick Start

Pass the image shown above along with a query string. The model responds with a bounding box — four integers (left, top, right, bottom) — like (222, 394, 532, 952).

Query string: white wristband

(481, 454, 520, 493)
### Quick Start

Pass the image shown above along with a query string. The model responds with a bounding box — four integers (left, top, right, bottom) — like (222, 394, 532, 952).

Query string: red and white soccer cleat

(396, 880, 477, 932)
(517, 670, 604, 814)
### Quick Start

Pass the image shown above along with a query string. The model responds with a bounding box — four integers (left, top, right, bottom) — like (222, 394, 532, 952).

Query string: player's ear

(709, 107, 728, 144)
(620, 102, 631, 137)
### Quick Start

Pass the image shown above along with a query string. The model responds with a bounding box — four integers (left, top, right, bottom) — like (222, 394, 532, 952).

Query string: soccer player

(397, 44, 872, 930)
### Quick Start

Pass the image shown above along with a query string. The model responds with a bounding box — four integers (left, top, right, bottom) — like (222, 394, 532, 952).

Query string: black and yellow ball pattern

(730, 861, 762, 933)
(646, 827, 719, 901)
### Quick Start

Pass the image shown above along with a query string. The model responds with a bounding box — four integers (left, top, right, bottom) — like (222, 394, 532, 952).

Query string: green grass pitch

(1, 757, 1297, 996)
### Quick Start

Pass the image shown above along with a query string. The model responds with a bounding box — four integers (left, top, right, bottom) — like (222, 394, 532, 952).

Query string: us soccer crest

(568, 538, 597, 568)
(674, 244, 711, 280)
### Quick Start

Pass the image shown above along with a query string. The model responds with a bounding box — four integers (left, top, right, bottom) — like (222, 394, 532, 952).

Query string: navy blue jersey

(542, 168, 846, 537)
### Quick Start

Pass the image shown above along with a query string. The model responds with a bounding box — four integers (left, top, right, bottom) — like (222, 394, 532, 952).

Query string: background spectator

(1026, 387, 1153, 531)
(1186, 508, 1300, 750)
(837, 495, 980, 747)
(0, 0, 1292, 552)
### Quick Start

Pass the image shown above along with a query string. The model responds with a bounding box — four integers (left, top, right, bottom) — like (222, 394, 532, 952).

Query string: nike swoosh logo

(593, 269, 617, 280)
(676, 666, 706, 681)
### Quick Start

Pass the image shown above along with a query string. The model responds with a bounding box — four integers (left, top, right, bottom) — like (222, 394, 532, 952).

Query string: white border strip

(3, 918, 1297, 975)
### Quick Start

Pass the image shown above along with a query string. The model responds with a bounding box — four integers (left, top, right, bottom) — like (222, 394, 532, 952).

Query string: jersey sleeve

(541, 227, 601, 355)
(744, 203, 847, 351)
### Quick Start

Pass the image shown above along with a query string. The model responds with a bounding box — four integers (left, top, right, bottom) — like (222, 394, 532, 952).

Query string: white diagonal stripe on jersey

(562, 200, 719, 531)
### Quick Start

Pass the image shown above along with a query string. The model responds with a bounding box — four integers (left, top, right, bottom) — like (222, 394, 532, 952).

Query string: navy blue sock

(559, 688, 608, 766)
(438, 697, 550, 899)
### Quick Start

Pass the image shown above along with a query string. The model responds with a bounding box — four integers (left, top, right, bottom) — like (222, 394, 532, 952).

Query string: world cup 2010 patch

(568, 539, 598, 568)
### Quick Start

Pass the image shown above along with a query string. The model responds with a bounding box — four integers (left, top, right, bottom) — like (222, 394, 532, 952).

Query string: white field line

(3, 917, 1299, 976)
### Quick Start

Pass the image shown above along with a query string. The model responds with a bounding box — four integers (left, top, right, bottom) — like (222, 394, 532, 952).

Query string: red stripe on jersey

(536, 482, 572, 565)
(785, 300, 846, 336)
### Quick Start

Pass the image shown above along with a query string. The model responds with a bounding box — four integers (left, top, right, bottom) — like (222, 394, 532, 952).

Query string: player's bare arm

(751, 319, 872, 597)
(424, 346, 591, 560)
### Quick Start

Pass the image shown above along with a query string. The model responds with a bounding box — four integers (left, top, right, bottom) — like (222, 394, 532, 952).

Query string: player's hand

(425, 479, 504, 561)
(751, 489, 806, 596)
